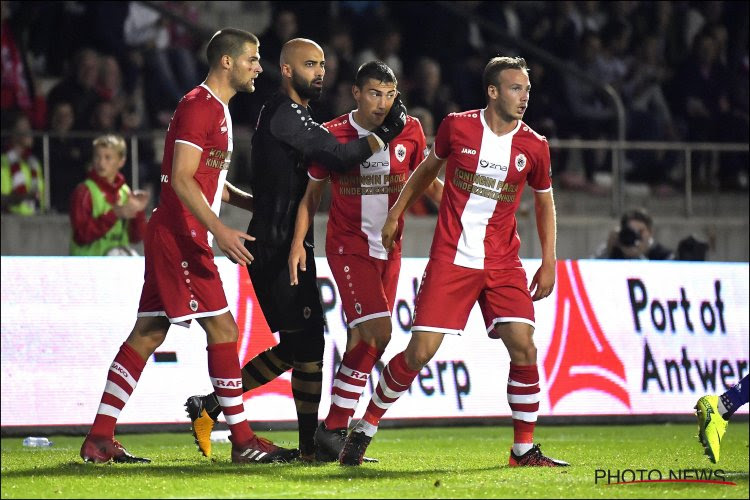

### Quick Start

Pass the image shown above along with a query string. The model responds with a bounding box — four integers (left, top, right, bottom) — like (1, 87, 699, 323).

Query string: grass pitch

(1, 424, 748, 498)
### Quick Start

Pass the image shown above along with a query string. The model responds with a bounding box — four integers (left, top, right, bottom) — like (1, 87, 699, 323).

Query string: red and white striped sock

(508, 363, 540, 456)
(89, 342, 146, 438)
(207, 342, 255, 446)
(324, 341, 381, 430)
(355, 352, 418, 438)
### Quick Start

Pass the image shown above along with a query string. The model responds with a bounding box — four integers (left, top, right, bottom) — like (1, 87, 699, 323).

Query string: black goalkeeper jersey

(247, 92, 374, 250)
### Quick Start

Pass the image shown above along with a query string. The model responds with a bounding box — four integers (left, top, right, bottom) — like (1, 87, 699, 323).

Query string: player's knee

(360, 330, 391, 352)
(291, 322, 325, 362)
(510, 342, 537, 365)
(404, 347, 433, 371)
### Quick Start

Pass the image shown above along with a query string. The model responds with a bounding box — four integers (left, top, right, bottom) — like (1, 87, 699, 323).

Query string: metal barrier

(1, 130, 747, 217)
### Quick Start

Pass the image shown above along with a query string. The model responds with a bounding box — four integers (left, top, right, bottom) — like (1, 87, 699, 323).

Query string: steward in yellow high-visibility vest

(0, 112, 44, 215)
(69, 135, 150, 256)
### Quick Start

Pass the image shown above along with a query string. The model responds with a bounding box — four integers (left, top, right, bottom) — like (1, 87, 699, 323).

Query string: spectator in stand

(1, 0, 45, 129)
(622, 35, 679, 192)
(47, 48, 101, 131)
(562, 30, 615, 192)
(355, 22, 403, 81)
(69, 134, 148, 256)
(671, 30, 735, 187)
(1, 111, 44, 215)
(46, 101, 88, 213)
(406, 57, 459, 125)
(124, 1, 198, 127)
(593, 208, 673, 260)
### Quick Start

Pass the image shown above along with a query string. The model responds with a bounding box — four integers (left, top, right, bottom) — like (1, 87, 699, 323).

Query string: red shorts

(328, 253, 400, 328)
(412, 258, 535, 335)
(137, 223, 229, 327)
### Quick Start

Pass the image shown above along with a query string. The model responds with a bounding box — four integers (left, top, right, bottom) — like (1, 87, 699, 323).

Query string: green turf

(1, 424, 747, 498)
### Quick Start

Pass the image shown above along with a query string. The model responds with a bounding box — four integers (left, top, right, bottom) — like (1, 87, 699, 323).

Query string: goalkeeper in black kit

(184, 38, 407, 461)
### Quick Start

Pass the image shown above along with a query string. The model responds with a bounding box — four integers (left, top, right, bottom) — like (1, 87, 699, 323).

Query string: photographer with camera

(594, 208, 673, 260)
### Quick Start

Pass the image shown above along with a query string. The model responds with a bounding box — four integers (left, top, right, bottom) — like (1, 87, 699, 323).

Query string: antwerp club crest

(515, 153, 527, 171)
(543, 260, 631, 411)
(395, 143, 406, 163)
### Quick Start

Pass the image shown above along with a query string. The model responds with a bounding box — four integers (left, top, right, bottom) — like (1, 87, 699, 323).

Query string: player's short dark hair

(206, 28, 259, 67)
(354, 61, 397, 89)
(482, 56, 528, 97)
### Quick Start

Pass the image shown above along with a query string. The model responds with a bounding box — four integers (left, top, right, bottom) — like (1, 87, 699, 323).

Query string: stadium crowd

(2, 0, 748, 216)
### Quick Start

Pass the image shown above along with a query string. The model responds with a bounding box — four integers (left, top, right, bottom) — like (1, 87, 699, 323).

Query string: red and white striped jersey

(308, 112, 427, 260)
(150, 84, 232, 246)
(430, 109, 552, 270)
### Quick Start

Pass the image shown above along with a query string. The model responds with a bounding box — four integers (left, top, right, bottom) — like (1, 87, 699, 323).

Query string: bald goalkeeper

(184, 39, 408, 461)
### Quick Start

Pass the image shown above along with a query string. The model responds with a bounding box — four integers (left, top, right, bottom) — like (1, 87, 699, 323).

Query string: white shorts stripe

(331, 394, 359, 409)
(217, 395, 243, 408)
(412, 325, 463, 335)
(104, 380, 130, 403)
(224, 412, 246, 426)
(97, 403, 121, 419)
(511, 410, 538, 422)
(109, 363, 137, 389)
(333, 379, 366, 394)
(487, 317, 536, 333)
(170, 306, 231, 324)
(507, 393, 540, 404)
(349, 311, 391, 328)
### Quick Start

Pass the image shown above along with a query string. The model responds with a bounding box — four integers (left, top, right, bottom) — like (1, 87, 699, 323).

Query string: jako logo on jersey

(543, 260, 631, 411)
(461, 147, 477, 155)
(515, 153, 527, 171)
(220, 117, 227, 134)
(161, 174, 169, 183)
(395, 144, 406, 162)
(479, 159, 508, 171)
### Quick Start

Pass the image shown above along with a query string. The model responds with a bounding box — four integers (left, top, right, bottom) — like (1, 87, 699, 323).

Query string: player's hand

(214, 223, 255, 266)
(372, 93, 407, 145)
(529, 261, 556, 301)
(381, 214, 399, 252)
(288, 242, 306, 286)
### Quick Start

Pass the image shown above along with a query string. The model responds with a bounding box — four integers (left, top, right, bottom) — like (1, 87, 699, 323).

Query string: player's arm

(382, 150, 446, 251)
(171, 142, 254, 265)
(424, 177, 444, 206)
(288, 178, 325, 285)
(529, 189, 557, 301)
(222, 180, 253, 212)
(270, 96, 406, 173)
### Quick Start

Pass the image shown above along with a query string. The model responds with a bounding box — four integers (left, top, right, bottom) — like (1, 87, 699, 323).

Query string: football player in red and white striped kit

(339, 56, 569, 467)
(79, 28, 297, 465)
(288, 61, 442, 462)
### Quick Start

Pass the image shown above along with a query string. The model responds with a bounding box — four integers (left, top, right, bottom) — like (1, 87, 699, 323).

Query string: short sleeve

(172, 97, 213, 151)
(433, 115, 452, 160)
(527, 139, 552, 191)
(408, 117, 428, 172)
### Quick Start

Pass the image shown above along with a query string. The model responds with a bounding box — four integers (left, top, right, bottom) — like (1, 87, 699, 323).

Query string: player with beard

(79, 28, 299, 464)
(184, 38, 408, 461)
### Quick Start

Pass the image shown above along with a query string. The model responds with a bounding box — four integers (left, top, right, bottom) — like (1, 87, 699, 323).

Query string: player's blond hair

(92, 134, 127, 159)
